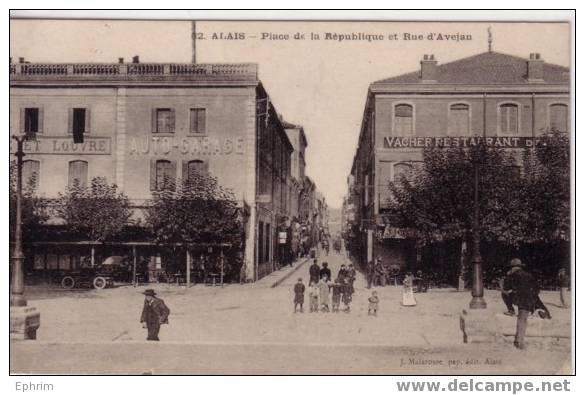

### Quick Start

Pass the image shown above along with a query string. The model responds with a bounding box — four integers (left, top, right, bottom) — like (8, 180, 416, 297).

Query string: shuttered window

(21, 107, 43, 137)
(394, 104, 413, 136)
(22, 160, 40, 189)
(68, 160, 88, 188)
(549, 103, 568, 132)
(150, 159, 176, 191)
(152, 108, 175, 133)
(449, 103, 470, 135)
(190, 108, 207, 134)
(183, 159, 209, 183)
(499, 104, 519, 134)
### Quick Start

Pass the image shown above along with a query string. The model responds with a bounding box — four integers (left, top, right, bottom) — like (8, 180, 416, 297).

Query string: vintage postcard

(9, 14, 573, 375)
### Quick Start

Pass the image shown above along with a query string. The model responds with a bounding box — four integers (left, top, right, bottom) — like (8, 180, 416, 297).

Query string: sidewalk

(254, 256, 311, 288)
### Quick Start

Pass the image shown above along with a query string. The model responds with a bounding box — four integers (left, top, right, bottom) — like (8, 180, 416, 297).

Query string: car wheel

(93, 276, 107, 289)
(61, 276, 76, 289)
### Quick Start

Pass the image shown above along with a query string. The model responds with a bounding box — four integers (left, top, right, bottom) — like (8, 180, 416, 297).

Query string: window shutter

(37, 107, 44, 134)
(151, 108, 157, 133)
(170, 160, 177, 189)
(509, 106, 518, 133)
(198, 109, 206, 133)
(182, 160, 189, 182)
(150, 159, 157, 191)
(20, 108, 25, 133)
(169, 109, 176, 133)
(203, 160, 209, 174)
(85, 108, 91, 134)
(68, 108, 74, 134)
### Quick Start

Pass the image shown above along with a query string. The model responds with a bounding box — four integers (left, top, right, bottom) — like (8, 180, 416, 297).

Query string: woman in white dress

(401, 272, 417, 307)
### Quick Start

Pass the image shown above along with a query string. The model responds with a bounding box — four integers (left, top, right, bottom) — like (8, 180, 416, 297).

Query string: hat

(142, 289, 157, 296)
(297, 277, 303, 281)
(510, 258, 524, 268)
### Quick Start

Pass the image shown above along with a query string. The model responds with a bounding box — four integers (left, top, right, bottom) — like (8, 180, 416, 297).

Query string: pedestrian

(502, 259, 552, 321)
(319, 262, 331, 282)
(416, 270, 428, 293)
(293, 278, 305, 313)
(558, 268, 570, 308)
(342, 277, 353, 312)
(502, 258, 542, 350)
(366, 260, 374, 289)
(318, 277, 331, 312)
(331, 278, 342, 313)
(140, 289, 170, 341)
(347, 263, 356, 282)
(368, 290, 379, 316)
(309, 282, 320, 312)
(337, 264, 347, 282)
(401, 273, 417, 307)
(309, 259, 321, 285)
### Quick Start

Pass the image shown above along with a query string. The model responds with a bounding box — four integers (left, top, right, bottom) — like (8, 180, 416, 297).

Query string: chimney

(527, 53, 544, 82)
(420, 54, 437, 82)
(118, 57, 124, 64)
(18, 57, 25, 64)
(132, 55, 140, 64)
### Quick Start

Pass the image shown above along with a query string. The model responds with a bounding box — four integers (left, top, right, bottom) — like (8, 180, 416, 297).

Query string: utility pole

(191, 21, 197, 64)
(10, 135, 41, 339)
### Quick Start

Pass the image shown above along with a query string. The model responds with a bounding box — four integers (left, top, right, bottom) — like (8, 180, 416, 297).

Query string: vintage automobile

(60, 268, 114, 289)
(60, 255, 130, 289)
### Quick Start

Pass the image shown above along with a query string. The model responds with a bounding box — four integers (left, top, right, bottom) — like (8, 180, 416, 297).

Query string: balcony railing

(10, 62, 258, 80)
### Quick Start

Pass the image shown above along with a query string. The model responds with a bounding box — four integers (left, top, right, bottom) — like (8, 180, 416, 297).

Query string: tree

(520, 130, 570, 243)
(9, 161, 48, 241)
(144, 170, 244, 275)
(55, 177, 132, 242)
(387, 144, 523, 246)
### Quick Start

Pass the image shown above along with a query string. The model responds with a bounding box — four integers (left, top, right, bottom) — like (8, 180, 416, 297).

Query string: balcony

(10, 62, 259, 84)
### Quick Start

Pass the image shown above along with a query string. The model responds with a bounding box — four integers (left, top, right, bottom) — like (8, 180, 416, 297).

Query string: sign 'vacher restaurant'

(383, 136, 539, 149)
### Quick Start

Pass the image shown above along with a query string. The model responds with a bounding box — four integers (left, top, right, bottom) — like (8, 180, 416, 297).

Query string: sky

(10, 19, 570, 208)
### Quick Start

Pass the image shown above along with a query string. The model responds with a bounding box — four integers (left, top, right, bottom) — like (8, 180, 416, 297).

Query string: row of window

(21, 159, 210, 192)
(19, 107, 207, 136)
(392, 102, 569, 136)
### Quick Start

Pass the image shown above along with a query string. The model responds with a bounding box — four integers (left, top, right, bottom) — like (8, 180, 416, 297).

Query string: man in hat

(140, 289, 170, 341)
(501, 258, 543, 350)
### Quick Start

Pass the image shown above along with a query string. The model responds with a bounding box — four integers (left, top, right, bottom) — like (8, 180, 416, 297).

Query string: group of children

(293, 260, 380, 316)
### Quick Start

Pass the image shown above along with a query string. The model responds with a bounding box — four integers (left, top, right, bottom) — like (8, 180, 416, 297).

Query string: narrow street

(10, 249, 571, 374)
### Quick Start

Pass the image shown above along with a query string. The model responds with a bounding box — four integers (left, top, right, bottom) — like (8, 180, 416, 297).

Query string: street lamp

(469, 142, 487, 309)
(10, 134, 41, 339)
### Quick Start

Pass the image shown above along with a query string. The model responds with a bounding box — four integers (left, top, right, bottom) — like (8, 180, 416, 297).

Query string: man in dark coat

(140, 289, 170, 341)
(309, 259, 321, 285)
(502, 258, 543, 350)
(319, 262, 331, 281)
(366, 260, 375, 289)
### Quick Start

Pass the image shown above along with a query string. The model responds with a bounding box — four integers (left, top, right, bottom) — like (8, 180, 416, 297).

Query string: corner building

(349, 51, 569, 269)
(10, 59, 296, 282)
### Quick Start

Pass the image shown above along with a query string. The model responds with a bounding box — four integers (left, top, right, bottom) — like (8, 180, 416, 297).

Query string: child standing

(368, 290, 379, 316)
(318, 277, 331, 312)
(293, 278, 305, 313)
(331, 279, 342, 313)
(309, 282, 320, 312)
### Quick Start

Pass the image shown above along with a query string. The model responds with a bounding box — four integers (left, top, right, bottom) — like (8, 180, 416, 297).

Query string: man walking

(140, 289, 170, 341)
(502, 258, 539, 350)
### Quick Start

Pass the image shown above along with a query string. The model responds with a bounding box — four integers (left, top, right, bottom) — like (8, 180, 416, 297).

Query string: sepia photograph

(8, 11, 573, 376)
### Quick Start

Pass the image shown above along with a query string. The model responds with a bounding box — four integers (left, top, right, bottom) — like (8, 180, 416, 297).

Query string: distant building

(348, 51, 569, 269)
(10, 57, 302, 281)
